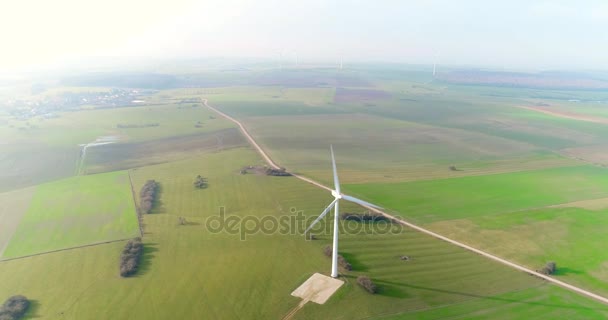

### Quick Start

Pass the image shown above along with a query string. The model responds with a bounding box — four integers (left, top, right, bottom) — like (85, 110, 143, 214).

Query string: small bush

(120, 238, 144, 277)
(193, 175, 208, 189)
(323, 245, 332, 257)
(357, 276, 378, 294)
(539, 261, 557, 275)
(0, 295, 30, 320)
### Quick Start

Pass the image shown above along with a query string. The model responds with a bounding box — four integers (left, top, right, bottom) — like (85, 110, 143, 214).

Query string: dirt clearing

(291, 273, 344, 304)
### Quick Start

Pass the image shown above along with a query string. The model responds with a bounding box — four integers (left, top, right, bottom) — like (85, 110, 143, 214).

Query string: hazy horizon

(2, 0, 608, 73)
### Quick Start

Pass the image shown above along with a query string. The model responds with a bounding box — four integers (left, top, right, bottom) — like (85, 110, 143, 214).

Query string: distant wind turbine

(432, 52, 439, 77)
(305, 146, 382, 278)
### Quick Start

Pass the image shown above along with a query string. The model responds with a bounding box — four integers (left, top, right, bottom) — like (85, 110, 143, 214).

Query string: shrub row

(265, 167, 291, 176)
(140, 180, 158, 214)
(120, 238, 143, 277)
(323, 246, 352, 271)
(116, 123, 159, 128)
(341, 212, 390, 222)
(357, 276, 378, 294)
(0, 296, 29, 320)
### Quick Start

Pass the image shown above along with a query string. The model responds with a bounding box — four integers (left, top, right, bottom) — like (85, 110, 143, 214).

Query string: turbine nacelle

(331, 189, 342, 199)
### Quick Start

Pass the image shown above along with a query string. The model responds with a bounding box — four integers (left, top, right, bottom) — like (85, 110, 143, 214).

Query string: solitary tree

(539, 261, 557, 275)
(194, 175, 208, 189)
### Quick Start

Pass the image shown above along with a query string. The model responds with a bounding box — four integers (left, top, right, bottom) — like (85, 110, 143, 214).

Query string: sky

(1, 0, 607, 72)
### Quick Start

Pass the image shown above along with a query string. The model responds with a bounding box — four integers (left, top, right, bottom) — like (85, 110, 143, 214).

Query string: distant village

(4, 88, 157, 120)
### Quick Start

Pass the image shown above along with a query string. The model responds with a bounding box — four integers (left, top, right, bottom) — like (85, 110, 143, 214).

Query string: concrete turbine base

(291, 273, 344, 305)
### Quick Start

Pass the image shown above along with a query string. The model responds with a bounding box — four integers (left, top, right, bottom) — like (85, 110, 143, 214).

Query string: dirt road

(519, 106, 608, 125)
(203, 99, 608, 305)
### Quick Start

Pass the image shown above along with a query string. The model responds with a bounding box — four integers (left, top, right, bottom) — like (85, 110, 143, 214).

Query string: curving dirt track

(519, 106, 608, 125)
(203, 99, 608, 306)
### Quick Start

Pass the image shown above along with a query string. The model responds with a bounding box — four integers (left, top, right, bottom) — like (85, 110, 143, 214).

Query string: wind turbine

(432, 52, 440, 77)
(305, 146, 382, 278)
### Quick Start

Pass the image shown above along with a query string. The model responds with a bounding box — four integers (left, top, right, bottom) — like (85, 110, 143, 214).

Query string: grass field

(5, 68, 608, 318)
(427, 205, 608, 298)
(2, 148, 606, 318)
(343, 165, 608, 222)
(0, 187, 35, 256)
(83, 128, 246, 174)
(238, 113, 580, 185)
(0, 101, 238, 192)
(0, 143, 80, 192)
(1, 171, 140, 259)
(340, 164, 608, 298)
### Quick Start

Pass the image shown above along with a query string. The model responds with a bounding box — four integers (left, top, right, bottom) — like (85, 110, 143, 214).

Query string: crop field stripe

(205, 98, 608, 307)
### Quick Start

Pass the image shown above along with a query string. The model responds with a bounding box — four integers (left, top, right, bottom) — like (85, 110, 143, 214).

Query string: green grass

(239, 113, 573, 183)
(0, 148, 606, 319)
(379, 285, 608, 320)
(344, 165, 608, 222)
(426, 206, 608, 298)
(0, 187, 35, 256)
(1, 171, 140, 258)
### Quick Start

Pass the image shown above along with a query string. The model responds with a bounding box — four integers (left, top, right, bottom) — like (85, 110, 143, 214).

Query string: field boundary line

(0, 238, 132, 263)
(128, 170, 144, 237)
(203, 98, 608, 306)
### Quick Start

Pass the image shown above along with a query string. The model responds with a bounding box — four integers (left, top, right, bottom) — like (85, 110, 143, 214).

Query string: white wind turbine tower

(305, 146, 382, 278)
(432, 52, 440, 77)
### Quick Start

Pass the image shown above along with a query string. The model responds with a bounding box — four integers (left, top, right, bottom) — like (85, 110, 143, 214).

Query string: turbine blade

(330, 145, 340, 194)
(305, 199, 338, 234)
(342, 194, 382, 209)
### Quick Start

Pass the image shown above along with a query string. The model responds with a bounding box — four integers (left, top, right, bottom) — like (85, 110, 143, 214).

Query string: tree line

(120, 238, 144, 277)
(0, 295, 30, 320)
(140, 180, 159, 214)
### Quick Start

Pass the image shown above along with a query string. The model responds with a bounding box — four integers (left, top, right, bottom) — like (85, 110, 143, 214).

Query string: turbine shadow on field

(341, 252, 370, 272)
(376, 280, 608, 311)
(136, 243, 159, 277)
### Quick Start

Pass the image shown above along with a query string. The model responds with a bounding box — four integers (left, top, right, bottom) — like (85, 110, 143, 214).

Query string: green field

(1, 171, 140, 258)
(4, 67, 608, 318)
(343, 165, 608, 222)
(0, 187, 35, 256)
(426, 205, 608, 298)
(1, 148, 606, 319)
(0, 101, 238, 192)
(340, 165, 608, 297)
